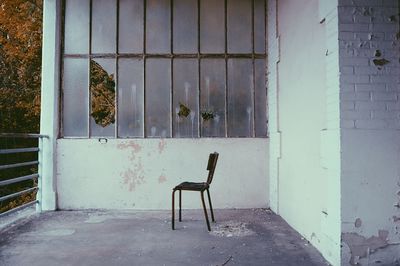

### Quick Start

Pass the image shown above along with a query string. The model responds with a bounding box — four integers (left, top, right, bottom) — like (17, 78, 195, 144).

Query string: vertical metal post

(36, 137, 43, 212)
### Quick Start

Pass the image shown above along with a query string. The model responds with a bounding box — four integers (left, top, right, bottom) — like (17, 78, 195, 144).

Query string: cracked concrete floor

(0, 209, 329, 266)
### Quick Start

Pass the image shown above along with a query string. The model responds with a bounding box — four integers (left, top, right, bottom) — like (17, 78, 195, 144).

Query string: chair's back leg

(200, 191, 211, 231)
(206, 189, 215, 222)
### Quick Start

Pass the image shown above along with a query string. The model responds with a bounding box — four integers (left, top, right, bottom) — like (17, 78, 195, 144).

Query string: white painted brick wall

(338, 0, 400, 130)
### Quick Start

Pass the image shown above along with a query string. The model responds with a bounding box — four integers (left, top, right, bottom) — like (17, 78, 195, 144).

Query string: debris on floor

(210, 221, 255, 237)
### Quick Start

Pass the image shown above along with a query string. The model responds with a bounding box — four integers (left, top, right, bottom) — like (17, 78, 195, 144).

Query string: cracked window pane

(200, 59, 226, 137)
(92, 0, 116, 53)
(119, 0, 143, 53)
(200, 0, 225, 53)
(173, 59, 199, 138)
(145, 59, 171, 138)
(227, 0, 252, 53)
(227, 59, 253, 137)
(64, 0, 89, 54)
(63, 58, 89, 137)
(90, 59, 116, 137)
(118, 59, 144, 138)
(146, 0, 171, 53)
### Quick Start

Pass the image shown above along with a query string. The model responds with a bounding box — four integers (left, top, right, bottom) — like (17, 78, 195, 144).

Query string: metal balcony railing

(0, 133, 48, 217)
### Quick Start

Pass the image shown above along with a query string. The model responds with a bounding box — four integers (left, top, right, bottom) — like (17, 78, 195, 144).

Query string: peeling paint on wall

(120, 163, 145, 192)
(158, 139, 166, 154)
(117, 141, 142, 161)
(158, 174, 167, 184)
(342, 230, 389, 265)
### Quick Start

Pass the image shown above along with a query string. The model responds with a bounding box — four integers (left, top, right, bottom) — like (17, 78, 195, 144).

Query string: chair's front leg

(172, 189, 176, 230)
(206, 189, 215, 222)
(179, 190, 182, 222)
(201, 191, 211, 231)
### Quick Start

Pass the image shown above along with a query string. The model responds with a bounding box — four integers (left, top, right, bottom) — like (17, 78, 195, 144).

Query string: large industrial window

(62, 0, 267, 138)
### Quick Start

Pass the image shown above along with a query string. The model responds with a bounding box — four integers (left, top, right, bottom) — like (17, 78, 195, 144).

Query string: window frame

(60, 0, 267, 138)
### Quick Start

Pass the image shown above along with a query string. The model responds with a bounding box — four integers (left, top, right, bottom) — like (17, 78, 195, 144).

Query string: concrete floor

(0, 209, 329, 266)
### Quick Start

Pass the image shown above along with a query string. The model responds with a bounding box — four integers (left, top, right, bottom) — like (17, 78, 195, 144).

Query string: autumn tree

(0, 0, 43, 133)
(0, 0, 43, 213)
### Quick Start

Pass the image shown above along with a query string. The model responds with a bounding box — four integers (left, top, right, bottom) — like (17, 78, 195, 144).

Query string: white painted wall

(338, 0, 400, 264)
(56, 139, 268, 210)
(269, 0, 341, 265)
(39, 0, 61, 211)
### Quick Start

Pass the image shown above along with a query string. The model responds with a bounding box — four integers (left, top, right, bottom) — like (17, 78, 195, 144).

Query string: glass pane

(227, 0, 252, 53)
(146, 0, 171, 53)
(92, 0, 116, 53)
(145, 59, 171, 138)
(90, 59, 116, 137)
(119, 0, 144, 53)
(227, 59, 253, 137)
(200, 59, 226, 137)
(173, 59, 199, 138)
(200, 0, 225, 53)
(118, 59, 144, 137)
(173, 0, 197, 53)
(254, 0, 266, 53)
(255, 59, 267, 137)
(63, 58, 89, 137)
(64, 0, 89, 54)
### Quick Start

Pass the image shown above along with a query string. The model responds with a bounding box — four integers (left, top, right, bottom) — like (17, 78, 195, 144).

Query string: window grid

(62, 0, 267, 138)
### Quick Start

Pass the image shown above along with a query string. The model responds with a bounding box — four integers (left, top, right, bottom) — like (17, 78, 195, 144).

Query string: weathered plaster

(271, 0, 341, 265)
(56, 138, 269, 210)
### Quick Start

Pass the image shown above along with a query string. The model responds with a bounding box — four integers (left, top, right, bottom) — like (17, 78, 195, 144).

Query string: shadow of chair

(172, 152, 219, 231)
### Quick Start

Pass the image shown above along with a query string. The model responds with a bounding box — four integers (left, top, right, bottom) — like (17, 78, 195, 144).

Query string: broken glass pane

(227, 0, 252, 53)
(64, 0, 89, 54)
(118, 59, 144, 138)
(63, 58, 89, 137)
(145, 59, 171, 138)
(173, 59, 199, 138)
(173, 0, 197, 53)
(90, 59, 116, 137)
(227, 59, 253, 137)
(146, 0, 171, 53)
(254, 0, 266, 54)
(92, 0, 116, 53)
(200, 0, 225, 53)
(200, 59, 226, 137)
(119, 0, 144, 53)
(255, 59, 267, 137)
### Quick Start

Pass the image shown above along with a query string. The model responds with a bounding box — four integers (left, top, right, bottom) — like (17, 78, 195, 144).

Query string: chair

(172, 152, 219, 231)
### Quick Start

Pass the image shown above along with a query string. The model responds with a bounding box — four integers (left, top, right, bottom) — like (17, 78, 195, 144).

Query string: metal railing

(0, 133, 48, 217)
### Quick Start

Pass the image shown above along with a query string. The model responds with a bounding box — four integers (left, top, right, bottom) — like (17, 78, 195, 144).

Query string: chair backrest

(206, 152, 219, 185)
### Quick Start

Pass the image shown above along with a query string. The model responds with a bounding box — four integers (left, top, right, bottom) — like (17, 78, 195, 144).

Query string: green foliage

(90, 60, 116, 127)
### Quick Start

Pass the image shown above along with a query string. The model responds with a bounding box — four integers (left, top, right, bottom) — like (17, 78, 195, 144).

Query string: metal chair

(172, 152, 219, 231)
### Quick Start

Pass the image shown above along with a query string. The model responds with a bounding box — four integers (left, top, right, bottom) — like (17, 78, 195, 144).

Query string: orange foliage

(0, 0, 42, 133)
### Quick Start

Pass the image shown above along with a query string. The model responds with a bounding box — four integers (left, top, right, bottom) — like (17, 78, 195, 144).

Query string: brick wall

(338, 0, 400, 130)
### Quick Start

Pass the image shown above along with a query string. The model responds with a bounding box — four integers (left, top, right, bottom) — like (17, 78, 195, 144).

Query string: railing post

(36, 137, 43, 212)
(39, 0, 62, 211)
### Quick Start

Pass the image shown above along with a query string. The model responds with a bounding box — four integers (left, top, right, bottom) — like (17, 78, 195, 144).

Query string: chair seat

(174, 182, 209, 191)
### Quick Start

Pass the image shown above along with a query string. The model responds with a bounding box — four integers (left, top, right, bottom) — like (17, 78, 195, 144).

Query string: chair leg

(172, 190, 176, 230)
(200, 191, 211, 231)
(179, 190, 182, 222)
(206, 189, 215, 222)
